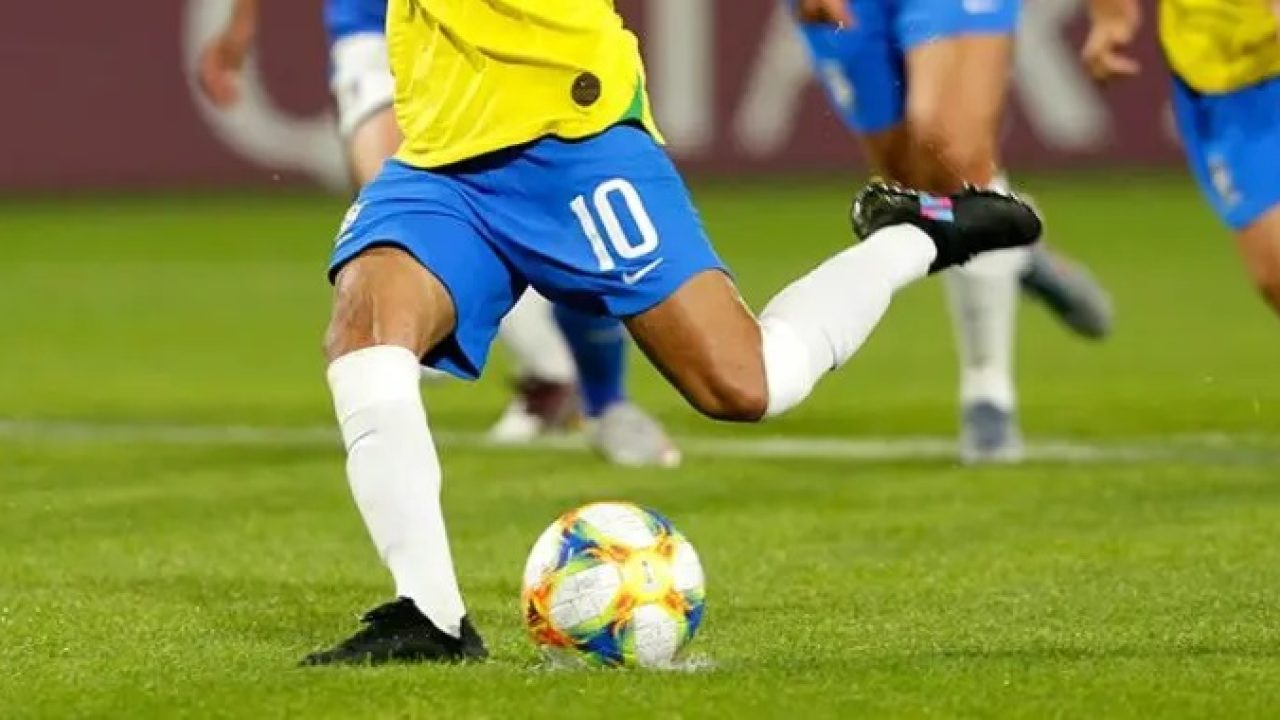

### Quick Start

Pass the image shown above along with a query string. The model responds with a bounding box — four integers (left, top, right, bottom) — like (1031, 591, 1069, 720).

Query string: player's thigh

(488, 125, 764, 420)
(327, 161, 523, 378)
(625, 270, 768, 422)
(330, 32, 398, 186)
(899, 0, 1018, 184)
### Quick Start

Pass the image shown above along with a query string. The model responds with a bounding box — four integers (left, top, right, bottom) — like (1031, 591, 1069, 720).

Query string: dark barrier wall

(0, 0, 1179, 191)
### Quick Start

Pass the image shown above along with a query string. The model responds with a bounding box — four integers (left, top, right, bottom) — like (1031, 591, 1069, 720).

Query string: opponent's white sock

(327, 345, 466, 637)
(499, 290, 576, 383)
(759, 225, 937, 417)
(944, 172, 1031, 411)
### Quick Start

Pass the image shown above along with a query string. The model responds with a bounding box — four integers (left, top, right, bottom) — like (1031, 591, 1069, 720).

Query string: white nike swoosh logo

(622, 258, 665, 285)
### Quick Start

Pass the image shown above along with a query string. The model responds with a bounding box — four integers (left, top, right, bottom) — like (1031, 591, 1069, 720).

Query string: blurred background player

(792, 0, 1115, 463)
(1083, 0, 1280, 319)
(197, 0, 679, 467)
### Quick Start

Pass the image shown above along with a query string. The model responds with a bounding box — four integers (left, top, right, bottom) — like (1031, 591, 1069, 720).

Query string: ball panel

(576, 623, 628, 667)
(629, 604, 684, 668)
(670, 537, 704, 593)
(682, 591, 706, 642)
(578, 502, 658, 549)
(548, 563, 622, 632)
(522, 520, 566, 589)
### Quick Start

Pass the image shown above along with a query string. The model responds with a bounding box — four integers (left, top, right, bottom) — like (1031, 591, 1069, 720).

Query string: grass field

(3, 175, 1279, 718)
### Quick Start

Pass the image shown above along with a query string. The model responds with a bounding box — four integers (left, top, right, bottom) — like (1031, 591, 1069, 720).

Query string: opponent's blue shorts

(1171, 74, 1280, 231)
(793, 0, 1020, 133)
(329, 124, 726, 380)
(323, 0, 385, 44)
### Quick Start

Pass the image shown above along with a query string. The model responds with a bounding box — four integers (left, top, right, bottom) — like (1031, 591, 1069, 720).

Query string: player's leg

(487, 290, 580, 441)
(311, 162, 522, 665)
(898, 30, 1032, 462)
(797, 4, 1104, 461)
(501, 125, 1040, 423)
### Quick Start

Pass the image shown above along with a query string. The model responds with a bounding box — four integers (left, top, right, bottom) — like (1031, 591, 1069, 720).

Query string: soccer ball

(521, 502, 706, 668)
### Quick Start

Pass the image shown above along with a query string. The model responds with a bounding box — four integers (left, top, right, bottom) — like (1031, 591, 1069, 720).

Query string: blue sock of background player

(553, 305, 627, 418)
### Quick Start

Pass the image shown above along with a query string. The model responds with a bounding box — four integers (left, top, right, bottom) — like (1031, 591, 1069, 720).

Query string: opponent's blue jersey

(323, 0, 386, 43)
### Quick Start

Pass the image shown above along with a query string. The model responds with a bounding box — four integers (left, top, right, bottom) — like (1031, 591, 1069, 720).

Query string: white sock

(759, 225, 937, 417)
(327, 345, 466, 637)
(498, 290, 576, 382)
(944, 171, 1032, 411)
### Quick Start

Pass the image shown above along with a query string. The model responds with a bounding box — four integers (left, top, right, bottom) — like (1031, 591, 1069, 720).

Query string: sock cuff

(327, 345, 423, 408)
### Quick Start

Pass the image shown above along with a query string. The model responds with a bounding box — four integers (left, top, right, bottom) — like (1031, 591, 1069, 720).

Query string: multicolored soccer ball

(521, 502, 706, 668)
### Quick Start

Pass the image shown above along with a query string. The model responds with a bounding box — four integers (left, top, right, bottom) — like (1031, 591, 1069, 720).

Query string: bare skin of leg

(858, 125, 914, 183)
(625, 271, 768, 422)
(346, 106, 402, 187)
(1235, 205, 1280, 317)
(872, 35, 1014, 192)
(324, 247, 457, 364)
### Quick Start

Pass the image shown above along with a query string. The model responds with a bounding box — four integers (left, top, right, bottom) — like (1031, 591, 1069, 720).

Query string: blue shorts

(323, 0, 385, 44)
(1171, 74, 1280, 231)
(794, 0, 1020, 133)
(329, 124, 726, 380)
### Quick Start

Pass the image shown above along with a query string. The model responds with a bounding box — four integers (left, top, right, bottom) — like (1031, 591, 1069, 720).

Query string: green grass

(3, 175, 1280, 718)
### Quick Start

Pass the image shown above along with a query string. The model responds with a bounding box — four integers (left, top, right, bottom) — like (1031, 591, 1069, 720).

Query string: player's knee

(324, 267, 375, 363)
(322, 249, 444, 363)
(687, 369, 768, 423)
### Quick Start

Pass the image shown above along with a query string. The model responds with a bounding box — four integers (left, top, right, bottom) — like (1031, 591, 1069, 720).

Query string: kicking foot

(959, 401, 1025, 465)
(301, 598, 488, 666)
(851, 182, 1042, 273)
(487, 378, 581, 444)
(1020, 244, 1114, 340)
(590, 402, 682, 468)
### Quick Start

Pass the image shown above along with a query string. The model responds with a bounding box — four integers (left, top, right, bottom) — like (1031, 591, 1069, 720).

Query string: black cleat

(851, 182, 1043, 274)
(301, 598, 488, 666)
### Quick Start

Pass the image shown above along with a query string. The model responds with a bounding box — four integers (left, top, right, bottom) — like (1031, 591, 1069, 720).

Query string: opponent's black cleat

(301, 598, 488, 666)
(851, 182, 1043, 274)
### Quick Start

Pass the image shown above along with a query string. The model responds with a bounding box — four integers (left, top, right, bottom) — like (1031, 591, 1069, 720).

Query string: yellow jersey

(1160, 0, 1280, 93)
(386, 0, 661, 169)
